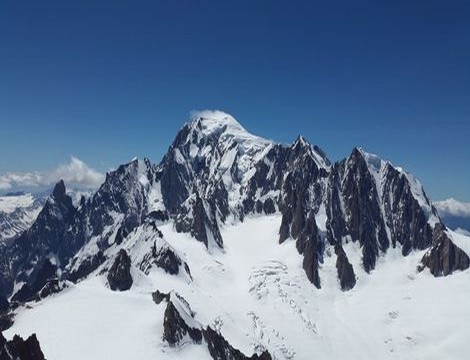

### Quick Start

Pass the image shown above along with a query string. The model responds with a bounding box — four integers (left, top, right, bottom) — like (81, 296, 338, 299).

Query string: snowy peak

(184, 111, 272, 158)
(190, 110, 248, 137)
(190, 110, 263, 139)
(0, 192, 47, 242)
(355, 147, 385, 172)
(291, 135, 331, 170)
(348, 147, 438, 224)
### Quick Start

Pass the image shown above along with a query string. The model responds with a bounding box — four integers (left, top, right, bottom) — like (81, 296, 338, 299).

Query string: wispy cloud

(0, 157, 105, 191)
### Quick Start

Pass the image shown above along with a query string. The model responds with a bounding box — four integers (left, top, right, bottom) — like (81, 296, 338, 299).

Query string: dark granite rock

(335, 245, 356, 291)
(12, 259, 57, 303)
(263, 199, 276, 215)
(37, 279, 68, 300)
(419, 224, 470, 276)
(146, 210, 169, 222)
(203, 327, 272, 360)
(107, 249, 133, 291)
(0, 298, 8, 313)
(300, 213, 322, 289)
(175, 193, 223, 248)
(155, 247, 183, 275)
(67, 251, 106, 283)
(339, 148, 389, 273)
(1, 181, 75, 299)
(161, 292, 272, 360)
(152, 290, 169, 305)
(203, 326, 250, 360)
(162, 297, 202, 345)
(381, 163, 434, 255)
(0, 332, 46, 360)
(114, 226, 128, 245)
(139, 240, 190, 277)
(0, 313, 14, 332)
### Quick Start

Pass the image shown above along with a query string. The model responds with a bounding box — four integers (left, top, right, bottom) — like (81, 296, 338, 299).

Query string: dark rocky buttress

(0, 332, 46, 360)
(419, 224, 470, 276)
(0, 180, 75, 298)
(335, 245, 356, 291)
(107, 249, 133, 291)
(160, 292, 272, 360)
(336, 148, 389, 273)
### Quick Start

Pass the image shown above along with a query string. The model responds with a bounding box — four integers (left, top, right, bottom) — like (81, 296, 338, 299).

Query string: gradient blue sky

(0, 0, 469, 200)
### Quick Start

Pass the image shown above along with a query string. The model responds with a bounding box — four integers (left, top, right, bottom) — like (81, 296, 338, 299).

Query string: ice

(5, 215, 470, 360)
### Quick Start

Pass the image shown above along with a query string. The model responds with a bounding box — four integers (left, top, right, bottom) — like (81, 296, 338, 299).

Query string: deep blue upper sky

(0, 0, 469, 200)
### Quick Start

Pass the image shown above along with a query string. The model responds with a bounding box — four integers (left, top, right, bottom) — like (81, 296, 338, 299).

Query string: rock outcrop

(335, 245, 356, 291)
(0, 112, 463, 307)
(67, 251, 106, 283)
(419, 224, 470, 276)
(160, 291, 272, 359)
(162, 293, 202, 346)
(0, 332, 46, 360)
(11, 259, 58, 303)
(107, 249, 133, 291)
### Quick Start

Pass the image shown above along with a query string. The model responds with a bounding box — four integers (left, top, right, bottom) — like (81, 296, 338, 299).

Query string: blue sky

(0, 0, 469, 200)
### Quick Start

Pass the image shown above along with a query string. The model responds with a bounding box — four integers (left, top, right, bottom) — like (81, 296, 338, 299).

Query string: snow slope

(5, 216, 470, 360)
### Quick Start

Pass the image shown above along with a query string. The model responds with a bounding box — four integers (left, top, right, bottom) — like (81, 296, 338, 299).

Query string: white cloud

(434, 198, 470, 217)
(0, 157, 105, 191)
(49, 157, 104, 189)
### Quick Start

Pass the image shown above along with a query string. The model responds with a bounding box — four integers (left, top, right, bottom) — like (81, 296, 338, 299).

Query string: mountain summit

(1, 112, 469, 360)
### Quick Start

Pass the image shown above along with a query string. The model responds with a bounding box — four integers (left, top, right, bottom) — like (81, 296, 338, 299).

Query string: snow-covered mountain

(0, 189, 92, 243)
(0, 192, 47, 242)
(1, 111, 469, 360)
(434, 198, 470, 234)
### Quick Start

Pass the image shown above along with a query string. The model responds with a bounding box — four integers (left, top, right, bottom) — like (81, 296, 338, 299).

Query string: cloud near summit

(0, 157, 105, 191)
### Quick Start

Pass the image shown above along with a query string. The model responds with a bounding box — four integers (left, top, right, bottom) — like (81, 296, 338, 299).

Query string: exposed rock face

(157, 112, 272, 247)
(160, 292, 272, 360)
(245, 137, 330, 288)
(162, 294, 202, 346)
(335, 245, 356, 291)
(0, 313, 14, 332)
(12, 259, 58, 303)
(0, 332, 46, 360)
(0, 181, 75, 298)
(152, 290, 169, 305)
(136, 222, 190, 277)
(0, 297, 8, 313)
(67, 251, 106, 283)
(334, 149, 389, 273)
(174, 192, 223, 248)
(60, 159, 153, 273)
(0, 112, 461, 305)
(140, 241, 187, 276)
(325, 148, 439, 275)
(297, 213, 322, 288)
(0, 192, 47, 243)
(419, 224, 470, 276)
(36, 279, 68, 300)
(107, 249, 133, 291)
(154, 247, 183, 275)
(203, 327, 272, 360)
